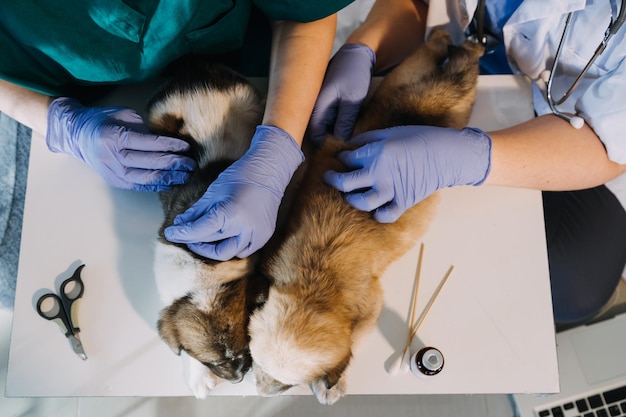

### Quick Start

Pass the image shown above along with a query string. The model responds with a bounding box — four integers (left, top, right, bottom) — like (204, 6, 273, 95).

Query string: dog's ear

(322, 353, 352, 389)
(157, 297, 191, 355)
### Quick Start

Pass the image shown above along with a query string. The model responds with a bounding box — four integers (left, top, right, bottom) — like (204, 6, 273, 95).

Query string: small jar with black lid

(410, 346, 444, 377)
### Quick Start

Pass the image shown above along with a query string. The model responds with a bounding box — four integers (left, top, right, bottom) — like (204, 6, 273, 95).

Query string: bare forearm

(0, 79, 50, 136)
(486, 114, 626, 190)
(346, 0, 427, 72)
(263, 15, 337, 144)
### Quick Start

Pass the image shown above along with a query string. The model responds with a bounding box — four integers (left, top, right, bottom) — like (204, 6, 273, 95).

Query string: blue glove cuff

(251, 125, 305, 187)
(46, 97, 82, 155)
(460, 127, 492, 186)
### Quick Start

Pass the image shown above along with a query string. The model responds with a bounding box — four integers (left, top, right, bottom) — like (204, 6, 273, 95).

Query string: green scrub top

(0, 0, 353, 97)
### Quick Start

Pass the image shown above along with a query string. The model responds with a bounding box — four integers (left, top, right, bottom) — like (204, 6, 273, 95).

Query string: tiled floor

(1, 308, 515, 417)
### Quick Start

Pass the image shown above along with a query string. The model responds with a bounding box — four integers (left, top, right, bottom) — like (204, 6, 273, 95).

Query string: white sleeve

(576, 55, 626, 164)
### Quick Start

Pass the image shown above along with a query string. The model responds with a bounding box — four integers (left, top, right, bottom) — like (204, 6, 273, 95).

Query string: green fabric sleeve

(254, 0, 355, 22)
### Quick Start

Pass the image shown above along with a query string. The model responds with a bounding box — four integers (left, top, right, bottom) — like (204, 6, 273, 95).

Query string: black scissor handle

(36, 293, 74, 336)
(58, 264, 85, 333)
(36, 264, 85, 335)
(60, 265, 85, 302)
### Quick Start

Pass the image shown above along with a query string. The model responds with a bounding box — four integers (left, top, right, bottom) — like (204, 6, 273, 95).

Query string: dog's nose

(209, 353, 252, 382)
(230, 373, 245, 384)
(210, 367, 244, 383)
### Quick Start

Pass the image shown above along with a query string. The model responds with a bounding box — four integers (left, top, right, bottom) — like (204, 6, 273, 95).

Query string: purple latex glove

(164, 125, 304, 261)
(46, 97, 196, 191)
(308, 43, 376, 144)
(324, 125, 492, 223)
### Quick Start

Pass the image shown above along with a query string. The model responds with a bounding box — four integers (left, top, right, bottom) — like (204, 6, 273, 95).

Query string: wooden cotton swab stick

(402, 244, 425, 351)
(400, 244, 426, 372)
(409, 264, 454, 341)
(389, 247, 455, 375)
(389, 243, 424, 375)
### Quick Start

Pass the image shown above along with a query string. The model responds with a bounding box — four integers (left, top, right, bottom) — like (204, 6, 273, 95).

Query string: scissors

(36, 264, 88, 360)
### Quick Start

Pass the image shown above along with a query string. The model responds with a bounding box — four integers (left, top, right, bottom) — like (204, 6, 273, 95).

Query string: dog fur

(148, 63, 269, 398)
(248, 30, 484, 404)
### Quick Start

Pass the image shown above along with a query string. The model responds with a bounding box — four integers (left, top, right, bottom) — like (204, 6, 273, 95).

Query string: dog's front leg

(309, 374, 347, 405)
(181, 351, 221, 398)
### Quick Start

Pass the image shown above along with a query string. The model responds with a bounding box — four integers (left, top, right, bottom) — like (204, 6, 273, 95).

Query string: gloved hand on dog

(324, 125, 492, 223)
(46, 97, 196, 191)
(164, 125, 305, 261)
(308, 43, 376, 145)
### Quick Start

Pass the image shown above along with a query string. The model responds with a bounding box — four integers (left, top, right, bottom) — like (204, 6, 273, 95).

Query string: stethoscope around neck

(469, 0, 626, 129)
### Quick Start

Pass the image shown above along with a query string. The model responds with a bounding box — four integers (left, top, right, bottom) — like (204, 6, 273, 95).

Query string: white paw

(183, 352, 221, 399)
(310, 377, 346, 405)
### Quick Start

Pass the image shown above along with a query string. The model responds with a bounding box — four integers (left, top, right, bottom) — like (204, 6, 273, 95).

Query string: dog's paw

(309, 377, 346, 405)
(189, 371, 218, 399)
(183, 352, 220, 399)
(189, 364, 220, 399)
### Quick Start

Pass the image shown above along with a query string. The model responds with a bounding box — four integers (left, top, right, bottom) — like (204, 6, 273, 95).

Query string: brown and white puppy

(248, 30, 484, 404)
(148, 63, 268, 398)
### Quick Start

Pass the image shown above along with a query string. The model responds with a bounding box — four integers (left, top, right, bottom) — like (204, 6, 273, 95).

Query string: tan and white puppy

(148, 63, 268, 398)
(249, 30, 484, 404)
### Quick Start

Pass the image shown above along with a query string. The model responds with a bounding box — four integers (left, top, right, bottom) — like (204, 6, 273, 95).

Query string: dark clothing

(544, 186, 626, 325)
(0, 0, 352, 96)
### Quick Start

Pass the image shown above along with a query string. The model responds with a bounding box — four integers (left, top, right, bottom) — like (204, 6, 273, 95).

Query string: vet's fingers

(323, 168, 373, 193)
(103, 167, 191, 191)
(335, 148, 365, 167)
(334, 143, 382, 169)
(119, 167, 193, 189)
(165, 210, 233, 244)
(347, 129, 389, 147)
(109, 107, 151, 133)
(309, 97, 338, 145)
(332, 102, 360, 141)
(128, 184, 162, 192)
(344, 188, 392, 213)
(123, 130, 193, 153)
(169, 195, 221, 226)
(187, 238, 241, 262)
(308, 124, 331, 147)
(130, 183, 182, 192)
(119, 150, 196, 171)
(373, 202, 404, 223)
